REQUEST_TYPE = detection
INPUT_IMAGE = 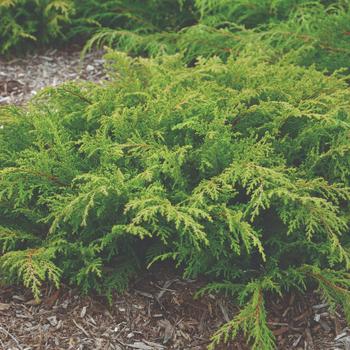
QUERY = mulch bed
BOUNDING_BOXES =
[0,267,240,350]
[1,48,350,350]
[0,47,106,105]
[0,266,349,350]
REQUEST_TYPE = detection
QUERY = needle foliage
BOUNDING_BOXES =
[0,0,74,53]
[1,50,350,348]
[0,0,194,54]
[2,0,350,75]
[85,0,350,73]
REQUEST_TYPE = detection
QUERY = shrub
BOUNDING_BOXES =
[86,0,350,73]
[0,0,193,54]
[0,0,73,54]
[195,0,313,27]
[2,0,349,76]
[72,0,195,32]
[1,51,350,349]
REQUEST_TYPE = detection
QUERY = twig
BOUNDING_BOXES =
[218,299,230,323]
[305,327,315,350]
[72,319,90,337]
[0,336,5,349]
[0,326,23,350]
[59,87,92,105]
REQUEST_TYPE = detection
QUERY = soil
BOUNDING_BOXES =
[0,47,106,105]
[0,266,349,349]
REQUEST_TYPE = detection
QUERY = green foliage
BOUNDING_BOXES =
[0,246,61,300]
[1,1,350,348]
[200,265,350,349]
[208,277,278,350]
[0,0,73,54]
[0,0,194,54]
[2,0,349,75]
[195,0,309,26]
[72,0,194,33]
[86,0,350,73]
[1,51,350,348]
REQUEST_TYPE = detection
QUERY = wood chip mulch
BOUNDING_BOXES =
[1,266,350,350]
[0,268,237,350]
[0,47,106,105]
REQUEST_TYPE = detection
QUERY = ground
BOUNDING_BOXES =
[0,265,349,350]
[0,47,105,105]
[0,48,350,350]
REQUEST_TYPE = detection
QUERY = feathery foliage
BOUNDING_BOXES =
[0,0,73,54]
[0,0,194,54]
[1,0,350,349]
[2,0,349,75]
[85,0,350,73]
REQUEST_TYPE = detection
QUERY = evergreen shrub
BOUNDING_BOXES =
[0,0,193,54]
[2,0,350,75]
[86,0,350,73]
[0,0,73,54]
[1,51,350,348]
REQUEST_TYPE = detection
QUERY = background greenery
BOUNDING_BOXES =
[1,1,350,349]
[1,0,350,74]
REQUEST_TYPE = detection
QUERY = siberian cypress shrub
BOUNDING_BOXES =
[0,0,194,54]
[87,0,350,73]
[0,0,74,54]
[1,51,350,348]
[3,0,349,74]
